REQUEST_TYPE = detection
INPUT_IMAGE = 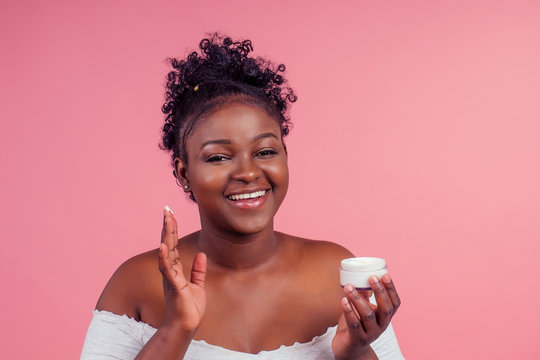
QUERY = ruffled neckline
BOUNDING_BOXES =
[93,309,337,355]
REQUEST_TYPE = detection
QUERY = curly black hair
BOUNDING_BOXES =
[160,33,297,175]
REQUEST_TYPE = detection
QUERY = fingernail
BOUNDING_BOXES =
[344,284,354,293]
[382,274,392,284]
[342,297,352,310]
[164,205,174,214]
[371,276,380,284]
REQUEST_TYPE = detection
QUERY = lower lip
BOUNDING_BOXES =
[226,191,269,209]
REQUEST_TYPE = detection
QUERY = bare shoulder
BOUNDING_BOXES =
[279,232,354,285]
[278,233,353,323]
[302,237,354,258]
[280,232,354,265]
[95,248,161,320]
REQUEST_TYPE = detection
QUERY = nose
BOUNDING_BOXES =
[230,154,261,183]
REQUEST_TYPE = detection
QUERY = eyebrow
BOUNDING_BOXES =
[252,132,279,141]
[200,132,279,150]
[200,139,231,149]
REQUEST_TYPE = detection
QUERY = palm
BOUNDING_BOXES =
[160,208,207,333]
[332,314,353,358]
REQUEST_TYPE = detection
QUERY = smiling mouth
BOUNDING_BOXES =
[227,190,267,201]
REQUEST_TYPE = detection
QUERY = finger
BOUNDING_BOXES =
[161,213,176,267]
[159,243,188,291]
[370,276,394,327]
[341,296,366,337]
[158,243,177,280]
[382,274,401,312]
[190,252,207,288]
[158,243,174,281]
[344,284,378,334]
[162,206,179,252]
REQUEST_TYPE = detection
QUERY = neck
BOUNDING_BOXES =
[196,224,279,271]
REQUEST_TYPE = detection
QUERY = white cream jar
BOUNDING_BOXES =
[340,257,387,290]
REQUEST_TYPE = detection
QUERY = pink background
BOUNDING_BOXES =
[1,0,539,358]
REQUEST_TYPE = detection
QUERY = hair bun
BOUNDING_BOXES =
[160,32,297,173]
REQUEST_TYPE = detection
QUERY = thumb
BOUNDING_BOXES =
[190,252,207,288]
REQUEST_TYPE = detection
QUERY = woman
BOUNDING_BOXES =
[81,34,404,360]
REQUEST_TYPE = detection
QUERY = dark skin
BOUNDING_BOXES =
[96,100,401,359]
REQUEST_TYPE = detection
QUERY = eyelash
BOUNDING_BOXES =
[205,149,277,163]
[255,149,278,157]
[206,155,230,163]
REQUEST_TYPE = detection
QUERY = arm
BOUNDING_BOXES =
[133,321,195,360]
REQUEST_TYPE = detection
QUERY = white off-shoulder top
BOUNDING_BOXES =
[81,310,404,359]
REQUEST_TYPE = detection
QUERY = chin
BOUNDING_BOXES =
[229,222,272,236]
[223,216,275,236]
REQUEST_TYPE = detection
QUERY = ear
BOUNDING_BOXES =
[174,157,190,192]
[282,142,288,157]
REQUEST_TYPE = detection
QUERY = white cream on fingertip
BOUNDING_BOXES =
[164,205,174,214]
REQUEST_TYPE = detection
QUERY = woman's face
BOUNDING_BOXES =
[177,101,289,235]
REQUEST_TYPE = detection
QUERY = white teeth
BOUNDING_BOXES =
[228,190,266,201]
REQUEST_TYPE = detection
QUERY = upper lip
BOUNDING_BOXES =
[225,188,270,197]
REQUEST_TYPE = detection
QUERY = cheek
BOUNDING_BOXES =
[267,159,289,190]
[190,167,227,193]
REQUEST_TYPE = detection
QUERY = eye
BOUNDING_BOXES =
[206,154,230,163]
[255,149,278,157]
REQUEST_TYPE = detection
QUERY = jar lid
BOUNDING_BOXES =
[340,257,386,271]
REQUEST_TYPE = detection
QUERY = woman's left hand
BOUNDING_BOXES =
[332,274,401,360]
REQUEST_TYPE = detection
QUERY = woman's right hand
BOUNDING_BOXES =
[159,207,207,335]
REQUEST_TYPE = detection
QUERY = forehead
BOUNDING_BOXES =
[187,102,281,145]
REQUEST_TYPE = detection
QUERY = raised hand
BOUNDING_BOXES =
[332,275,401,360]
[159,206,207,334]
